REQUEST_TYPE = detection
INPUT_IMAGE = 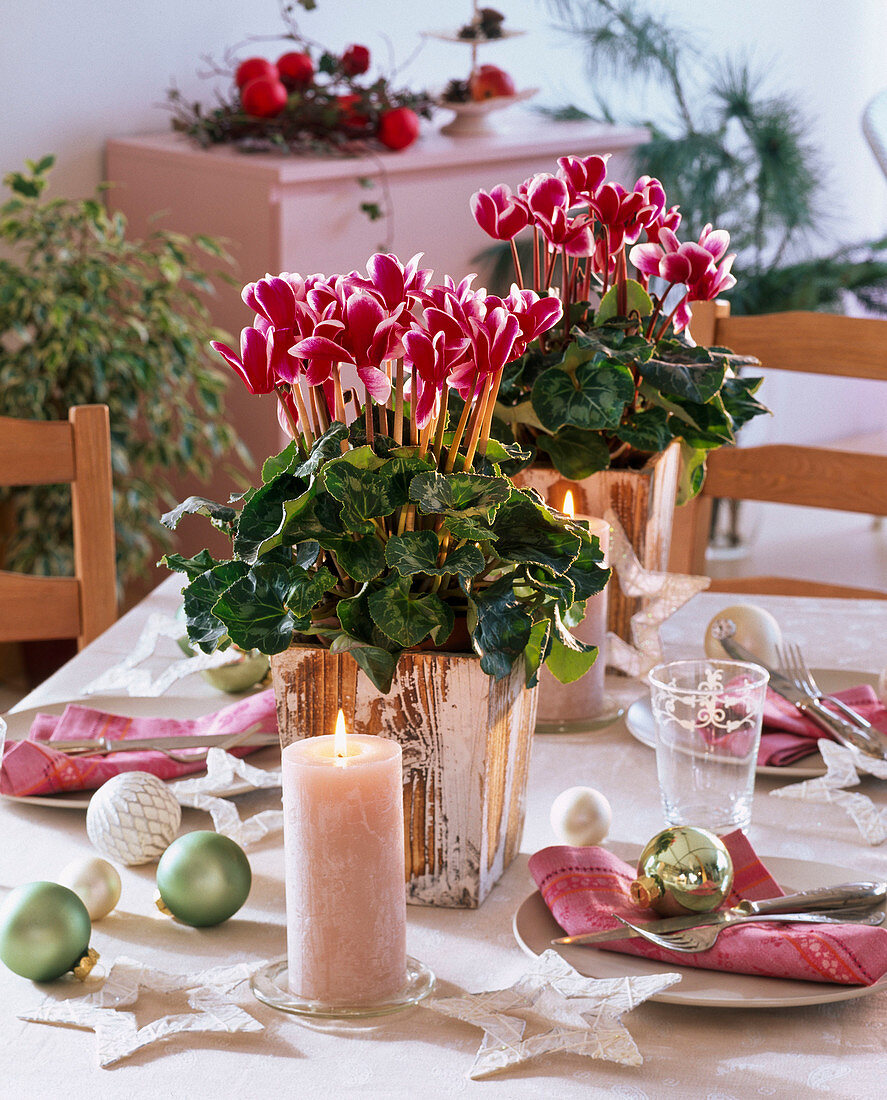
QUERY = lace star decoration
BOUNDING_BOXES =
[19,956,265,1067]
[771,738,887,845]
[604,509,710,676]
[424,949,680,1080]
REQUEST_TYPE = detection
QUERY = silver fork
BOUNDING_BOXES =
[615,908,885,953]
[777,642,874,730]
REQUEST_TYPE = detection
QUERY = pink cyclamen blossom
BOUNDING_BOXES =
[470,185,530,241]
[521,173,593,254]
[500,286,564,357]
[351,252,434,310]
[557,153,610,202]
[211,327,275,395]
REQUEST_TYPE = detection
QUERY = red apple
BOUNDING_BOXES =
[341,44,370,76]
[277,51,314,89]
[241,76,288,118]
[468,64,516,101]
[378,107,420,151]
[336,93,369,128]
[235,56,278,89]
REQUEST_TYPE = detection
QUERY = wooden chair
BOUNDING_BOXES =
[0,405,118,648]
[668,300,887,599]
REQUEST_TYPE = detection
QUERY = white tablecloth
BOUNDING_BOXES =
[2,580,886,1098]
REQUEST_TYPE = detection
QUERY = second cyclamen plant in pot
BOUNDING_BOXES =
[162,253,609,905]
[470,154,769,640]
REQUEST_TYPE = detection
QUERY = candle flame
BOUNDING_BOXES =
[563,490,575,518]
[334,709,348,761]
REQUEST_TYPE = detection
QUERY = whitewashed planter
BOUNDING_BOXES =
[270,645,537,908]
[516,441,680,642]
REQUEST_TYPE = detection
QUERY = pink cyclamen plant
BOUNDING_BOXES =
[211,252,563,473]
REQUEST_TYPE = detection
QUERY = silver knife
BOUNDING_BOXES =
[31,728,279,756]
[717,633,887,761]
[551,880,887,945]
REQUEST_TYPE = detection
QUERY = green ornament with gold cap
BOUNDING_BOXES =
[0,882,99,982]
[156,831,251,927]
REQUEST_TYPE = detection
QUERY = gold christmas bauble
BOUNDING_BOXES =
[631,826,734,915]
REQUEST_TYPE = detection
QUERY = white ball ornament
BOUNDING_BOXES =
[57,856,122,921]
[86,771,181,866]
[704,603,783,667]
[550,786,612,847]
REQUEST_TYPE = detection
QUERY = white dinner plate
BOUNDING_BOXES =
[513,844,887,1009]
[1,694,280,809]
[625,668,879,780]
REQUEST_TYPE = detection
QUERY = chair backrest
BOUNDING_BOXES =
[668,301,887,599]
[0,405,118,647]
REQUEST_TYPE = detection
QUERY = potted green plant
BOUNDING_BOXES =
[0,156,244,608]
[162,252,608,906]
[469,153,769,637]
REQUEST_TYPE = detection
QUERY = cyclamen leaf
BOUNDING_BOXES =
[161,495,236,531]
[234,475,310,563]
[329,635,400,694]
[322,452,398,520]
[367,579,455,648]
[469,577,533,680]
[532,357,634,433]
[262,440,300,483]
[595,278,654,324]
[211,563,308,654]
[523,619,552,689]
[442,515,499,543]
[564,536,609,601]
[160,548,219,579]
[491,491,582,575]
[286,566,336,617]
[409,471,512,518]
[614,406,672,453]
[545,634,599,684]
[535,427,611,480]
[385,531,486,581]
[292,422,349,479]
[639,357,726,404]
[182,561,249,651]
[333,535,386,582]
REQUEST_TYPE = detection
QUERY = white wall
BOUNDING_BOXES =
[3,1,885,244]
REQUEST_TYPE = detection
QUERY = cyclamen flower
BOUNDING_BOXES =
[498,286,564,357]
[521,173,593,254]
[211,327,275,395]
[470,185,530,242]
[557,153,610,203]
[629,225,733,290]
[350,252,433,310]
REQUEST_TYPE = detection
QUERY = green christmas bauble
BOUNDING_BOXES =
[0,882,93,981]
[156,832,251,927]
[631,826,734,916]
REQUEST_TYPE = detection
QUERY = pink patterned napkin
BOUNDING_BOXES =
[760,684,887,766]
[529,831,887,985]
[0,689,278,797]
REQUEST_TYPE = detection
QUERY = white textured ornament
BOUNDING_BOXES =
[86,772,181,866]
[57,856,122,921]
[550,787,611,847]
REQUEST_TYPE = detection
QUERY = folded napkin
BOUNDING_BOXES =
[529,831,887,985]
[0,689,278,798]
[759,684,887,767]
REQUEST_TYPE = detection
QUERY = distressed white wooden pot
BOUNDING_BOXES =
[515,440,680,642]
[270,645,538,908]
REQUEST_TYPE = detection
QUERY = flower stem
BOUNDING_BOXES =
[445,383,476,473]
[510,238,524,289]
[393,357,404,444]
[290,385,315,450]
[276,387,306,458]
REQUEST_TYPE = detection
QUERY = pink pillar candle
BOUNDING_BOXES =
[536,516,611,727]
[282,734,407,1006]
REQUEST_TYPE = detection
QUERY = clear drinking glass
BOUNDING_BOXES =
[648,659,769,835]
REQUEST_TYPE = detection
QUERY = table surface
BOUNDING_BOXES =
[2,580,886,1098]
